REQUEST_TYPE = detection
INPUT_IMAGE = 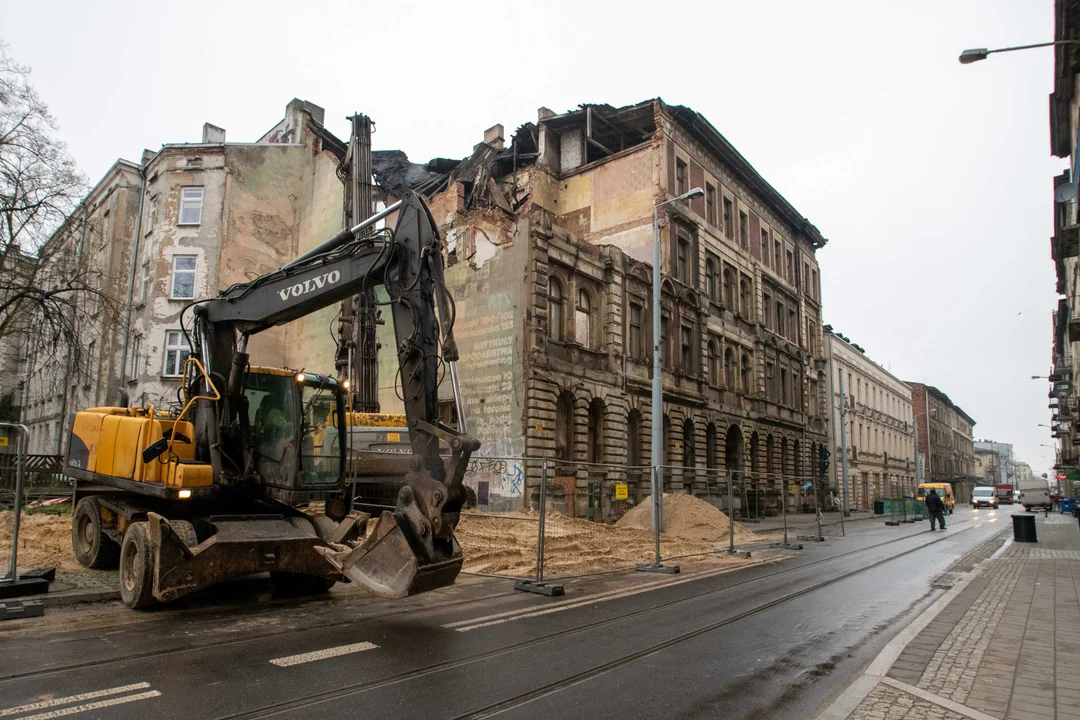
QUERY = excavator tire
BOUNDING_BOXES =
[72,497,120,569]
[119,522,158,609]
[270,572,336,595]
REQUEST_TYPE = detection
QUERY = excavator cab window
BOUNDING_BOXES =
[299,378,345,488]
[245,372,301,484]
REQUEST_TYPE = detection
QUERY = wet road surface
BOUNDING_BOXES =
[0,505,1019,720]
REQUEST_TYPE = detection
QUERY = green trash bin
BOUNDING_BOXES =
[1012,514,1037,543]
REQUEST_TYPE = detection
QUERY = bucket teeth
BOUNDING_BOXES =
[318,511,461,599]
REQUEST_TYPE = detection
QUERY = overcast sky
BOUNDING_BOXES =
[0,0,1064,474]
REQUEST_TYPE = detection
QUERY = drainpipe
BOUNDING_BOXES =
[55,206,89,455]
[117,166,148,397]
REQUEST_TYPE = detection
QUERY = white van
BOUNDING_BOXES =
[1018,478,1053,512]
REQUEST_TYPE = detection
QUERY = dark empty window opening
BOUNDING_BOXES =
[723,197,734,238]
[676,158,688,196]
[629,302,644,360]
[739,211,749,249]
[681,325,694,372]
[761,229,770,265]
[706,184,716,226]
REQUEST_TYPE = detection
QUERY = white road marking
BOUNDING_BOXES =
[16,692,160,720]
[0,684,151,717]
[269,641,378,667]
[450,562,770,633]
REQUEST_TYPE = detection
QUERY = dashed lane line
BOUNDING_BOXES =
[0,683,153,718]
[269,642,379,667]
[15,691,160,720]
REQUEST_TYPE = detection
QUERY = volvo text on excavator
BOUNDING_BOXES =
[64,191,480,608]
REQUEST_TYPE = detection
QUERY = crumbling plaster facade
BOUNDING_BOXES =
[22,100,347,454]
[375,99,831,514]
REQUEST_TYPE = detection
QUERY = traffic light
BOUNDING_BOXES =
[819,446,831,478]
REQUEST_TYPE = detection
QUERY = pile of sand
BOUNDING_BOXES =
[0,511,81,570]
[616,493,757,544]
[454,500,755,577]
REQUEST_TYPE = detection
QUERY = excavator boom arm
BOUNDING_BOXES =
[189,191,478,598]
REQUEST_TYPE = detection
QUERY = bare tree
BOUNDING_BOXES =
[0,43,110,394]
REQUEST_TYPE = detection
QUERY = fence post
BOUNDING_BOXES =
[727,472,736,554]
[771,477,803,550]
[514,456,563,596]
[1,423,41,602]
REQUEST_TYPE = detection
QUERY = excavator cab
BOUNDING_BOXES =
[244,368,347,500]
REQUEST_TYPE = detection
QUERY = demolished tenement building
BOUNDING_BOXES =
[371,99,830,516]
[19,99,347,454]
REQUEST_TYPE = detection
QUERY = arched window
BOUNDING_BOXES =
[627,410,642,467]
[723,267,735,309]
[575,288,593,348]
[555,391,574,461]
[741,353,752,395]
[708,340,720,385]
[706,423,717,470]
[549,277,564,342]
[739,278,750,316]
[587,398,605,463]
[705,258,717,302]
[683,418,696,470]
[725,347,736,389]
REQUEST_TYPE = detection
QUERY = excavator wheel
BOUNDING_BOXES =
[119,522,158,609]
[270,572,336,596]
[72,497,120,569]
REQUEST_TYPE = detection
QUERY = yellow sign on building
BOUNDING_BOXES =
[0,437,8,447]
[615,483,628,500]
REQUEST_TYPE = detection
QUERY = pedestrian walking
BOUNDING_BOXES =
[925,488,946,531]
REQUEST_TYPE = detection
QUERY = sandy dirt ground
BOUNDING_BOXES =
[0,510,81,570]
[1,493,761,579]
[456,493,759,577]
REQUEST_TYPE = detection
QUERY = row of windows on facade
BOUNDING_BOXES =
[547,276,813,407]
[553,394,818,477]
[845,419,914,462]
[674,158,820,301]
[840,368,911,423]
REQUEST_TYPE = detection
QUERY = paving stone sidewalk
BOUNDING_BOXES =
[838,512,1080,720]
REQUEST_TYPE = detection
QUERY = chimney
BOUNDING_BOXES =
[483,124,505,149]
[140,149,157,165]
[537,107,556,121]
[202,123,226,144]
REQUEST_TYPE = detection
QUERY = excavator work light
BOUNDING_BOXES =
[178,489,192,499]
[295,372,305,383]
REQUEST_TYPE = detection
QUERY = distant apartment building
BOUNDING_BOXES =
[1049,0,1079,478]
[370,99,830,515]
[908,382,977,501]
[20,99,347,454]
[824,329,916,511]
[974,440,1016,488]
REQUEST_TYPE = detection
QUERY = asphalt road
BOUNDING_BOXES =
[0,505,1022,720]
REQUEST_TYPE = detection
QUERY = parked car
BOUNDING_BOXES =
[972,486,998,509]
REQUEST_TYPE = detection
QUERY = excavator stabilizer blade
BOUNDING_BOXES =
[317,511,462,599]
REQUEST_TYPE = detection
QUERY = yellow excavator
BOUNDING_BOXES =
[65,192,480,608]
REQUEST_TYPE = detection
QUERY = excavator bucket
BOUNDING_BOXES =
[317,511,463,599]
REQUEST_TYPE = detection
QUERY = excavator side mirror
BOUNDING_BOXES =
[142,437,170,464]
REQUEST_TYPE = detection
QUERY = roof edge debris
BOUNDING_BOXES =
[372,97,827,248]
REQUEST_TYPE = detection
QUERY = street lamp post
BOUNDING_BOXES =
[959,40,1080,64]
[638,186,703,575]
